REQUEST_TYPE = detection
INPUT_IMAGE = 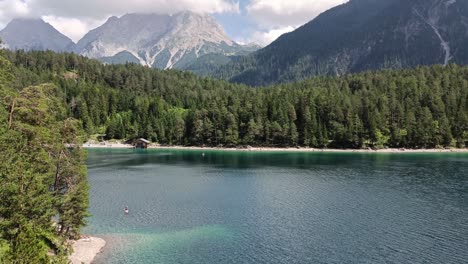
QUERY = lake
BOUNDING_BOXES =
[85,149,468,264]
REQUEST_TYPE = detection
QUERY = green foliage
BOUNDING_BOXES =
[0,53,89,263]
[374,129,390,149]
[2,50,468,149]
[0,239,8,261]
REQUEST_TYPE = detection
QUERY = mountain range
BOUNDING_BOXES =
[216,0,468,86]
[0,12,259,71]
[1,0,468,86]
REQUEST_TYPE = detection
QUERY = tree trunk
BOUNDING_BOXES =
[8,98,16,129]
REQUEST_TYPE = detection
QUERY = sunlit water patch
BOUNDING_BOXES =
[95,225,234,264]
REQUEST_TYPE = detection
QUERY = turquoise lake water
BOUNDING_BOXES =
[85,149,468,264]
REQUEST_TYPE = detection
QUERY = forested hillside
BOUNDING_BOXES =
[2,50,467,149]
[0,51,89,262]
[215,0,468,86]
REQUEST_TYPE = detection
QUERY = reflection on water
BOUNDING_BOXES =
[87,149,468,264]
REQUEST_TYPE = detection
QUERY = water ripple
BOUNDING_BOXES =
[85,150,468,264]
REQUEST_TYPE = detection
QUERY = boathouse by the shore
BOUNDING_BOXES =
[134,138,150,149]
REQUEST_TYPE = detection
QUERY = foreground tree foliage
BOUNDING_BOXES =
[0,53,89,263]
[3,50,468,149]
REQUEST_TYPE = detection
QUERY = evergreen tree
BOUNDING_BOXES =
[1,50,467,149]
[0,52,89,263]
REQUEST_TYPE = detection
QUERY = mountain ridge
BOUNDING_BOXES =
[73,12,257,69]
[0,12,259,70]
[0,18,74,52]
[216,0,468,86]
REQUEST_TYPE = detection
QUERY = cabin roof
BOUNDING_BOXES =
[137,138,151,144]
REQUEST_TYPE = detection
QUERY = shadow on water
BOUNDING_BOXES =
[87,148,468,170]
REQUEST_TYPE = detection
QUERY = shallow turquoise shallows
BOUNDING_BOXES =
[85,149,468,264]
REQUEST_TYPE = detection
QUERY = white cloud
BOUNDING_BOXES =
[42,16,106,42]
[28,0,239,19]
[247,0,348,28]
[0,0,32,25]
[244,26,295,47]
[242,0,348,46]
[0,0,240,42]
[0,0,348,47]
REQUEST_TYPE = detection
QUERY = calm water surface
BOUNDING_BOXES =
[85,149,468,264]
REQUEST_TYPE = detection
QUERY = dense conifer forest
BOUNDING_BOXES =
[2,50,468,149]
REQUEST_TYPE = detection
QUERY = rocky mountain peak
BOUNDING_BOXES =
[74,11,244,69]
[0,18,74,52]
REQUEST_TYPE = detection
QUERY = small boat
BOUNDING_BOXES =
[124,206,129,215]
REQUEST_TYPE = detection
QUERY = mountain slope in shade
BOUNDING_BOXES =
[0,18,74,52]
[180,44,261,76]
[74,12,257,69]
[217,0,468,86]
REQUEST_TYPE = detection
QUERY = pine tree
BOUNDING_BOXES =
[0,53,90,262]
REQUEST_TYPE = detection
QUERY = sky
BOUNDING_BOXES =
[0,0,348,46]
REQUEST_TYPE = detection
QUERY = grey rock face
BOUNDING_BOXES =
[0,18,74,52]
[75,12,255,69]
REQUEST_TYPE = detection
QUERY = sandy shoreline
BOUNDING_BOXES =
[83,143,468,153]
[69,236,106,264]
[83,143,134,149]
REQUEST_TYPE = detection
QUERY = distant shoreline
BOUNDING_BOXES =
[82,143,468,153]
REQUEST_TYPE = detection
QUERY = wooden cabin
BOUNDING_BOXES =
[96,134,106,142]
[135,138,150,149]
